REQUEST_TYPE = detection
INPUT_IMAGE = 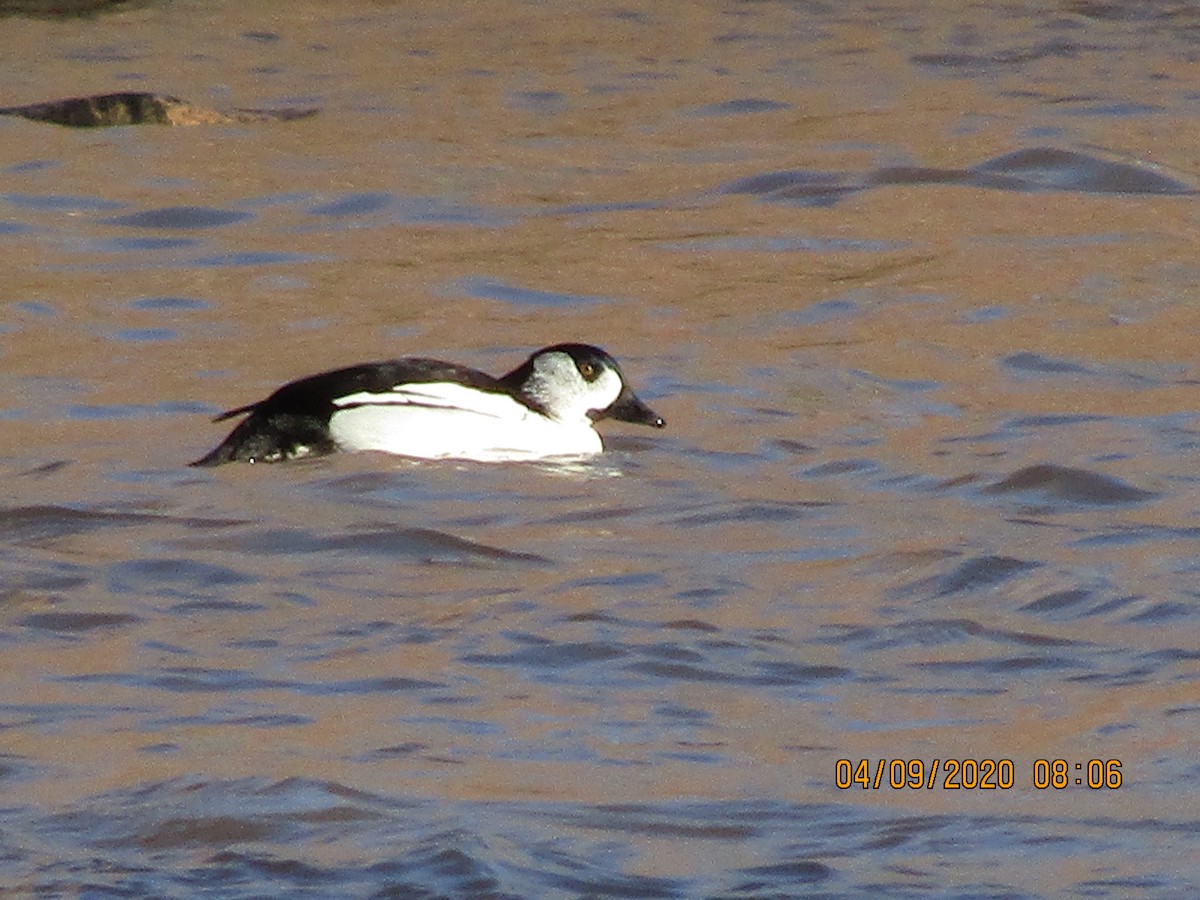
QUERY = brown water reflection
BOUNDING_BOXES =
[3,0,1200,895]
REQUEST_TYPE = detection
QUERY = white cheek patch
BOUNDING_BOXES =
[555,367,622,422]
[591,368,623,412]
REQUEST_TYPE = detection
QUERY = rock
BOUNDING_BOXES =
[0,92,318,127]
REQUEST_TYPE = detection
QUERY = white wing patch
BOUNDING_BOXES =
[332,382,526,420]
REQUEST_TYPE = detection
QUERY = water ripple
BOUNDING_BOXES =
[104,206,252,229]
[720,146,1197,207]
[984,464,1158,505]
[2,775,1197,895]
[179,525,550,566]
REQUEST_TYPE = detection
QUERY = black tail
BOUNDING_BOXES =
[190,407,336,467]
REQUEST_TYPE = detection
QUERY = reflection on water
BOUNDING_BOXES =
[454,276,614,308]
[3,0,1200,895]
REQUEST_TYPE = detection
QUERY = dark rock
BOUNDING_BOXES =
[0,92,318,127]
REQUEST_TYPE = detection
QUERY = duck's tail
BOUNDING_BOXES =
[189,406,335,467]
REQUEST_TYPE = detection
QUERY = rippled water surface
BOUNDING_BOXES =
[4,1,1200,896]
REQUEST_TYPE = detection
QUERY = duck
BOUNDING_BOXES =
[190,343,665,466]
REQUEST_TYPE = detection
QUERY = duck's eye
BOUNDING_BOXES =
[578,361,597,380]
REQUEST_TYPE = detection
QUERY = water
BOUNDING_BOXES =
[3,0,1200,896]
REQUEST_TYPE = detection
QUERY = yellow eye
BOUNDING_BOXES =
[579,362,597,379]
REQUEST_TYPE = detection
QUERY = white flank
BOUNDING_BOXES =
[328,382,603,461]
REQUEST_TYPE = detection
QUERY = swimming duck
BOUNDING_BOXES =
[190,343,665,466]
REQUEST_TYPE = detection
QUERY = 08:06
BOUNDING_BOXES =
[1034,759,1123,789]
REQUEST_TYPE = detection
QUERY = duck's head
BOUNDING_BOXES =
[506,343,666,429]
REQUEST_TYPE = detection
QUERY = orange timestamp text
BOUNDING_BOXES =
[835,758,1123,790]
